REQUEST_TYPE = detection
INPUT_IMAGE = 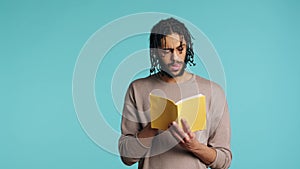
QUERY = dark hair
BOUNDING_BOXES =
[149,17,195,74]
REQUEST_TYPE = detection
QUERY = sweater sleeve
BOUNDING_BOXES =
[208,104,232,169]
[207,84,232,169]
[118,83,150,165]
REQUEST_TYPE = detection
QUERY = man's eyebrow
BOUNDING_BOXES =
[162,44,186,50]
[162,47,174,50]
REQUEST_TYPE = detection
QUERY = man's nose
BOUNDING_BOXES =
[171,50,180,61]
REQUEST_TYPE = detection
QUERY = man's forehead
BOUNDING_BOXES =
[161,34,186,46]
[163,34,185,41]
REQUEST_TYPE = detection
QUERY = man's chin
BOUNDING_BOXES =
[161,69,185,78]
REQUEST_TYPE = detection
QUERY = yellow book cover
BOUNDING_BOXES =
[150,94,206,132]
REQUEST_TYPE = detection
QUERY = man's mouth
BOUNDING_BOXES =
[169,63,182,71]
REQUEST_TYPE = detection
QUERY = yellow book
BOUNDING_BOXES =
[150,94,206,132]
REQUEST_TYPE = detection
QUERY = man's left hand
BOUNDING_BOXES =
[169,118,198,150]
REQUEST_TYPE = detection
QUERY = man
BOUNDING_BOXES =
[119,17,232,169]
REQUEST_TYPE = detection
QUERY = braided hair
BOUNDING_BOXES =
[149,17,195,75]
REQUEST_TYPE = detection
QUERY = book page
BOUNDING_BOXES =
[175,94,204,105]
[150,94,178,130]
[177,95,206,132]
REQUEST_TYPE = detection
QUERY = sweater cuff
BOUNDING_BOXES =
[119,134,151,159]
[135,133,152,149]
[208,149,226,169]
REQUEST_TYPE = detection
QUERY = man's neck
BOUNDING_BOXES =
[159,71,193,83]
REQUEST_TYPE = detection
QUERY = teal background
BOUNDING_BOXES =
[1,0,299,168]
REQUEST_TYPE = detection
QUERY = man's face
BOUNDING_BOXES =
[158,33,187,77]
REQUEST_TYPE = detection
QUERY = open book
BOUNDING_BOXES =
[150,94,206,132]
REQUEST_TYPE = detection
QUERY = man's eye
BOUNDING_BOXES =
[178,46,183,51]
[177,45,186,52]
[162,50,171,54]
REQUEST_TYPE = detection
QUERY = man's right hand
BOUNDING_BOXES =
[136,123,158,147]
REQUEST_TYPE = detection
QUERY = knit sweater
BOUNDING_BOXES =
[119,74,232,169]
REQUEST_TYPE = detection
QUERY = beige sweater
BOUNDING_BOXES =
[119,74,232,169]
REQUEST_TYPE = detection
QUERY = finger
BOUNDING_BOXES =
[181,119,194,139]
[169,127,185,143]
[170,121,189,142]
[181,119,190,133]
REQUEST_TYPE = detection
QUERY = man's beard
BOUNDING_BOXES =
[159,61,186,78]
